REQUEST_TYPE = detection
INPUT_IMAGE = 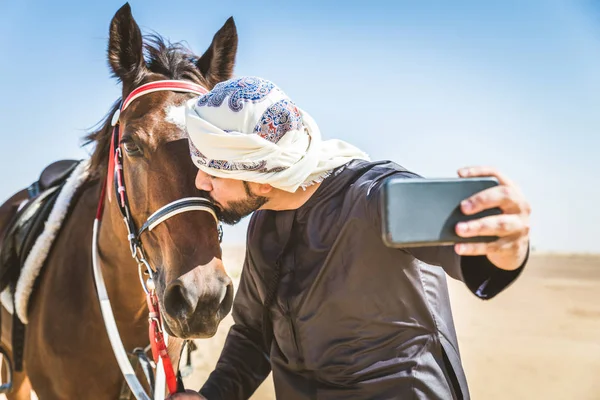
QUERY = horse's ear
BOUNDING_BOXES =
[108,3,147,87]
[196,17,238,86]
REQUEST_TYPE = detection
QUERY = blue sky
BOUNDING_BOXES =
[0,1,598,253]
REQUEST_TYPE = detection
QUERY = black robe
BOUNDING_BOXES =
[200,160,525,400]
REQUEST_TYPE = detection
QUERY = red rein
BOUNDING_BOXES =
[147,291,179,394]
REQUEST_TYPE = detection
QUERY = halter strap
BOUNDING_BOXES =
[111,80,208,127]
[138,197,218,236]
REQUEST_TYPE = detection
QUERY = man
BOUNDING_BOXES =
[170,77,530,399]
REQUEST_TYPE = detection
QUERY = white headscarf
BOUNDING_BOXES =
[184,76,369,193]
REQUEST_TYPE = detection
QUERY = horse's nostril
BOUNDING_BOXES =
[219,282,234,317]
[164,281,194,318]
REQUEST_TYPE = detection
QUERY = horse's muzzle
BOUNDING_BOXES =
[161,259,233,338]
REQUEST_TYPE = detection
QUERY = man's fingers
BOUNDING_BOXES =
[457,166,515,187]
[453,166,531,270]
[460,185,526,215]
[454,241,490,256]
[456,214,529,238]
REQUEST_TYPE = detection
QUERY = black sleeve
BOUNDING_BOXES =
[199,247,272,399]
[408,244,527,299]
[365,169,527,300]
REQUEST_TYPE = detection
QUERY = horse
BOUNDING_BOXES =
[0,3,238,398]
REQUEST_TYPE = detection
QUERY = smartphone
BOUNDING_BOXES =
[380,176,502,248]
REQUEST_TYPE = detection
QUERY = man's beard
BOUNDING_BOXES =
[213,182,268,225]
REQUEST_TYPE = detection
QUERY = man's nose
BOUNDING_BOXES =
[195,169,213,191]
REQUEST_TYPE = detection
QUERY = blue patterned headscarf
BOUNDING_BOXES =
[184,77,369,192]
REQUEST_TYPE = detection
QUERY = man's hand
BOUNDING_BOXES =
[165,390,206,399]
[454,166,531,271]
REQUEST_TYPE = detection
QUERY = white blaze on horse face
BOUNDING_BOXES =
[164,104,187,130]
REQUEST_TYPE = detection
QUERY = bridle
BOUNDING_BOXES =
[93,80,220,399]
[100,80,222,272]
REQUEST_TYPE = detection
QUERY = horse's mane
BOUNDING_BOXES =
[83,35,205,175]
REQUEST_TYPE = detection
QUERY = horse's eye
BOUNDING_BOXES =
[121,139,141,155]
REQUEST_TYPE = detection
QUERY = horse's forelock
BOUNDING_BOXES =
[144,35,206,85]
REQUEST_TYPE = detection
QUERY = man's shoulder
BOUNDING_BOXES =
[244,160,418,242]
[343,159,420,198]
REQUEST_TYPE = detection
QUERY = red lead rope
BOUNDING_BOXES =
[146,291,179,395]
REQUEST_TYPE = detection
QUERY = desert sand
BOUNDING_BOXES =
[183,247,600,400]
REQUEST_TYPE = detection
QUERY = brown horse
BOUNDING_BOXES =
[0,3,238,399]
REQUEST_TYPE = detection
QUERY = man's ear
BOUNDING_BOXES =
[256,183,273,195]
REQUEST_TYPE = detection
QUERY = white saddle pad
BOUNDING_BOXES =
[1,159,91,323]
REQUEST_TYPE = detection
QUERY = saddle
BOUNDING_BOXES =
[0,160,80,292]
[0,159,79,372]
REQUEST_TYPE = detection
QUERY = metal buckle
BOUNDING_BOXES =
[122,215,139,258]
[149,317,163,333]
[133,245,145,263]
[137,259,154,295]
[129,239,138,259]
